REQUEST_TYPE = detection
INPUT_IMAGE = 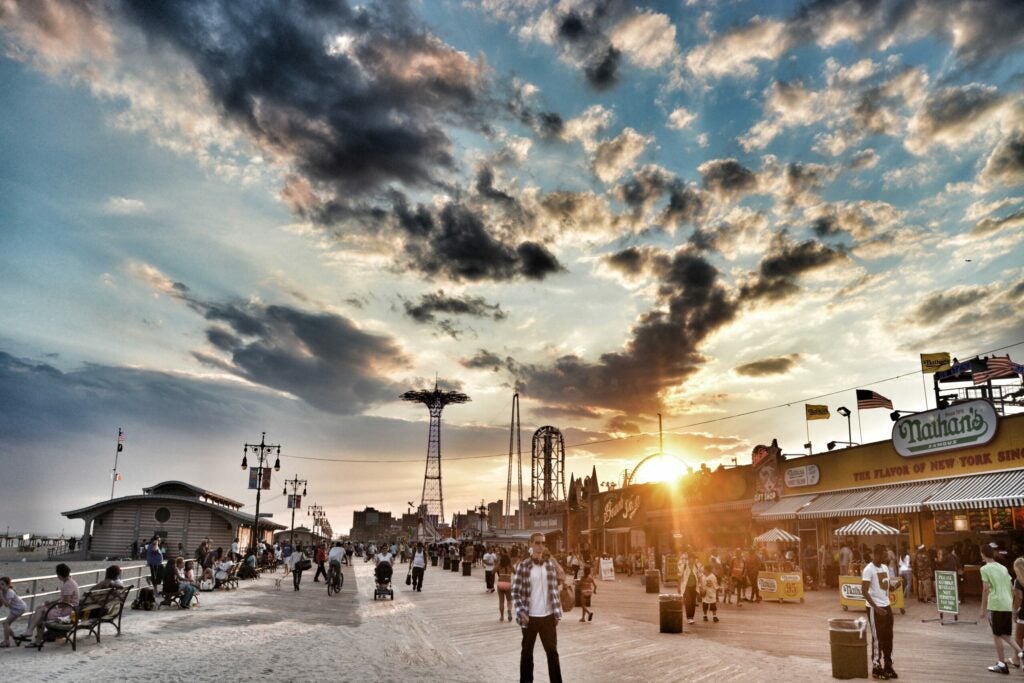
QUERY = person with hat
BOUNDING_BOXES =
[914,544,933,603]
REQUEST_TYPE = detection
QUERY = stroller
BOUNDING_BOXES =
[373,561,394,600]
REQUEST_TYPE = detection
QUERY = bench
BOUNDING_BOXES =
[28,585,132,651]
[215,564,240,590]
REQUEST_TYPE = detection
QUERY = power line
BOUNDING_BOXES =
[280,338,1024,465]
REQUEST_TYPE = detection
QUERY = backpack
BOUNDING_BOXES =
[134,586,156,610]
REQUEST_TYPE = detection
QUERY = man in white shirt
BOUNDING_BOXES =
[512,532,564,683]
[483,547,498,592]
[409,542,428,592]
[230,538,240,562]
[328,542,345,577]
[862,544,896,680]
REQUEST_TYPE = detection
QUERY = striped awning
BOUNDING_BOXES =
[753,494,818,521]
[833,518,900,536]
[754,528,800,543]
[925,470,1024,511]
[796,489,877,519]
[826,481,946,517]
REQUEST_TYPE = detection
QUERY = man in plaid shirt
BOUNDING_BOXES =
[512,531,565,683]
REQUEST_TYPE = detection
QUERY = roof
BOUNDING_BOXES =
[924,469,1024,511]
[62,494,286,530]
[143,481,244,509]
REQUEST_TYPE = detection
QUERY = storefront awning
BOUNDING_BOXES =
[828,481,946,517]
[752,494,818,521]
[796,489,877,519]
[925,469,1024,510]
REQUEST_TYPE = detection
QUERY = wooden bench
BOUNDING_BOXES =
[28,585,132,651]
[215,563,240,590]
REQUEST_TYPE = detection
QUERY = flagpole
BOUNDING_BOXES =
[110,427,123,500]
[856,406,863,444]
[920,372,929,411]
[805,414,811,454]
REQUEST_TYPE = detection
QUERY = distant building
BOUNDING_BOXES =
[62,481,285,560]
[349,506,393,541]
[487,500,504,529]
[273,525,324,548]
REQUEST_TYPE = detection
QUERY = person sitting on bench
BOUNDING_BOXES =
[23,564,78,647]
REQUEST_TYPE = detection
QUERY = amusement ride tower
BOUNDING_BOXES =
[401,382,470,524]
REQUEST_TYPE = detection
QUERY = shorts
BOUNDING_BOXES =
[4,608,24,624]
[989,610,1012,637]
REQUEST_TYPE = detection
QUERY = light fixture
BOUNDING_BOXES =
[827,441,837,451]
[283,487,287,496]
[837,406,851,417]
[241,450,248,470]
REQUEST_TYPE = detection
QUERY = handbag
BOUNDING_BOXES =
[559,583,575,611]
[296,558,312,572]
[406,572,412,585]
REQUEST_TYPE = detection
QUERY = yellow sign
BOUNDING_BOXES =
[805,404,830,420]
[920,352,951,374]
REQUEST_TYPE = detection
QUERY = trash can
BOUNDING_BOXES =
[451,559,460,572]
[659,594,683,634]
[443,557,451,570]
[646,570,660,594]
[829,618,868,679]
[431,555,438,567]
[462,561,472,576]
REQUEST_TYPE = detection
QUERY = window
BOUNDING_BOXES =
[155,507,171,523]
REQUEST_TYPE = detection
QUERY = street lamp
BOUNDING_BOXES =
[837,406,852,445]
[308,503,324,542]
[827,440,860,450]
[242,432,281,554]
[283,475,308,547]
[890,409,917,422]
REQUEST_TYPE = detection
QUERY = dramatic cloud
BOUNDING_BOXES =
[905,84,1017,154]
[734,354,802,377]
[403,290,506,324]
[739,234,847,303]
[981,132,1024,187]
[970,208,1024,237]
[613,166,708,232]
[592,128,652,184]
[699,158,758,201]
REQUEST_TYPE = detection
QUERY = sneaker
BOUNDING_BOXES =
[884,668,898,679]
[703,615,709,622]
[871,668,890,680]
[687,619,694,624]
[713,616,719,623]
[987,663,1009,675]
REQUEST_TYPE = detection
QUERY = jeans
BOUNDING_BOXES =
[520,614,561,683]
[899,570,913,599]
[412,566,425,591]
[293,568,303,590]
[485,570,495,590]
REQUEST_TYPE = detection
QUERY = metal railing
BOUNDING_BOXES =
[3,563,149,612]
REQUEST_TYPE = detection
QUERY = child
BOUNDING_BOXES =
[578,567,597,622]
[0,577,27,647]
[978,543,1020,674]
[702,564,719,623]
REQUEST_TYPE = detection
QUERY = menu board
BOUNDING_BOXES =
[968,509,990,531]
[934,511,953,533]
[991,508,1015,531]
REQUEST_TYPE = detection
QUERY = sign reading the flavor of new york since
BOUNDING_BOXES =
[892,400,998,458]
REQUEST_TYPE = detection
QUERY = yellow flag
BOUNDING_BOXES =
[920,352,950,374]
[805,404,830,420]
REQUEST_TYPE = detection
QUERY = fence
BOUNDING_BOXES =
[4,563,149,612]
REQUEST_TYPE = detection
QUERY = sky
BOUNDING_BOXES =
[1,0,1022,537]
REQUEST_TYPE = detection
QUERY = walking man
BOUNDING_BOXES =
[483,546,497,593]
[979,543,1021,674]
[915,544,933,602]
[409,542,427,592]
[863,544,897,680]
[512,532,564,683]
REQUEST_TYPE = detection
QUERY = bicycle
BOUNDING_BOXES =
[327,562,344,595]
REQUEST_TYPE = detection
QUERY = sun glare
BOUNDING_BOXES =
[633,453,689,484]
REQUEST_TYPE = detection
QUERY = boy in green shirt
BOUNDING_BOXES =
[979,543,1022,674]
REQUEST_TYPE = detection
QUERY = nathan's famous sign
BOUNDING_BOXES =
[892,399,998,457]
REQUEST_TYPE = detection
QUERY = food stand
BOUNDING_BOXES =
[754,528,805,603]
[834,518,906,614]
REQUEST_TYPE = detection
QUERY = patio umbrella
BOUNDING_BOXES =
[754,528,800,543]
[833,518,900,536]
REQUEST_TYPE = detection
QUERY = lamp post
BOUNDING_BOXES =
[477,500,488,536]
[837,406,852,445]
[283,475,307,547]
[242,432,281,554]
[308,503,323,543]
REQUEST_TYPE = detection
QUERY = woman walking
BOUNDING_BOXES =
[291,544,308,591]
[578,567,596,622]
[496,551,514,622]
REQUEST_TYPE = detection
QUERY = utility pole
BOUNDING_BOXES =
[283,475,307,547]
[242,432,281,554]
[110,428,125,500]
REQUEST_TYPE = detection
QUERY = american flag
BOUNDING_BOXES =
[973,356,1018,384]
[856,389,893,410]
[117,429,125,452]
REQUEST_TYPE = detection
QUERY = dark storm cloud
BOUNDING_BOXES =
[172,291,409,414]
[554,3,625,90]
[475,166,516,204]
[403,290,506,324]
[518,249,738,415]
[118,0,488,196]
[614,167,708,231]
[739,235,846,302]
[400,202,565,282]
[699,158,758,200]
[912,286,990,322]
[734,354,802,377]
[602,246,670,279]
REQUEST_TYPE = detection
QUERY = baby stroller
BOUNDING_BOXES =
[373,561,394,600]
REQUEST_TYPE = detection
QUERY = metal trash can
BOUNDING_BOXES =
[659,594,683,634]
[829,618,867,679]
[451,559,460,572]
[431,555,438,567]
[443,557,451,570]
[646,570,660,594]
[462,561,472,576]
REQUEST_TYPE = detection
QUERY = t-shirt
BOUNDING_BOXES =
[328,547,345,564]
[528,561,551,617]
[2,587,26,614]
[981,561,1013,612]
[376,552,393,566]
[701,573,718,604]
[482,552,497,571]
[861,562,891,607]
[898,554,911,573]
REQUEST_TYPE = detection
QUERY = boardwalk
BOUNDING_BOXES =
[2,558,1010,682]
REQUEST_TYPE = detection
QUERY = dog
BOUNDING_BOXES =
[274,576,284,590]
